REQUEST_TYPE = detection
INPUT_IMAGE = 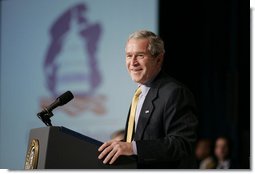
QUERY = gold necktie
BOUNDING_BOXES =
[126,87,142,143]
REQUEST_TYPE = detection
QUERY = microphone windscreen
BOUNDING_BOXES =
[57,91,74,105]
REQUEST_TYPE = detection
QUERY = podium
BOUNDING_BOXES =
[24,126,137,169]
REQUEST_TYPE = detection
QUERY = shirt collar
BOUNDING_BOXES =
[138,84,150,95]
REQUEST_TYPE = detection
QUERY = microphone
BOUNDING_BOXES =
[37,91,74,126]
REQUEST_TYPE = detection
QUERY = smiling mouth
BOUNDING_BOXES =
[131,69,143,73]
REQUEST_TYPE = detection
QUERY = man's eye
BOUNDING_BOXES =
[137,54,144,58]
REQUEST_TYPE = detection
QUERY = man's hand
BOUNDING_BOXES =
[98,140,133,164]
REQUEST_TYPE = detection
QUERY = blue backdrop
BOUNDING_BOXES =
[0,0,158,169]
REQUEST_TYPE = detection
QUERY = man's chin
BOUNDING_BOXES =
[131,77,144,84]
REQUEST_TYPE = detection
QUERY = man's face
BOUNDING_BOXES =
[214,138,229,160]
[125,38,162,84]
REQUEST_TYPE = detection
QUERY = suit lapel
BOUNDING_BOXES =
[134,87,158,140]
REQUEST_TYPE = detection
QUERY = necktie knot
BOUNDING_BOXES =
[134,87,142,97]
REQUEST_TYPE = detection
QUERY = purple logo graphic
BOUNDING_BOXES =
[40,3,106,116]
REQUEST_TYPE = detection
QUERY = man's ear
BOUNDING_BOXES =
[156,54,164,65]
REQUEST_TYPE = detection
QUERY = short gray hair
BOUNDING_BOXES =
[127,30,165,58]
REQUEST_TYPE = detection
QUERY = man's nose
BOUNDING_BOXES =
[130,56,138,66]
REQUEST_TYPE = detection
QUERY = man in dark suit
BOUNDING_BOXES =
[98,30,198,168]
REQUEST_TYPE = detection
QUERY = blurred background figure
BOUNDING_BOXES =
[195,139,216,169]
[214,136,235,169]
[110,129,125,141]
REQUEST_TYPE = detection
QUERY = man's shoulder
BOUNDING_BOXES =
[152,71,196,104]
[154,71,197,111]
[153,71,188,92]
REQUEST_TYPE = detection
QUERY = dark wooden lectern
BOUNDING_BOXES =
[24,126,136,169]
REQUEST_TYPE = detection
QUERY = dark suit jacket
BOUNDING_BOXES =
[124,71,198,169]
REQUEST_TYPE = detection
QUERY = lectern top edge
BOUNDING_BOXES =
[58,126,103,146]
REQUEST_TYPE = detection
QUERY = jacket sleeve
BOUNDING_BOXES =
[135,86,198,164]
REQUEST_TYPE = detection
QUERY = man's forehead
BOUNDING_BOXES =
[126,39,149,52]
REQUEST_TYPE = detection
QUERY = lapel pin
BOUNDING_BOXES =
[145,110,150,114]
